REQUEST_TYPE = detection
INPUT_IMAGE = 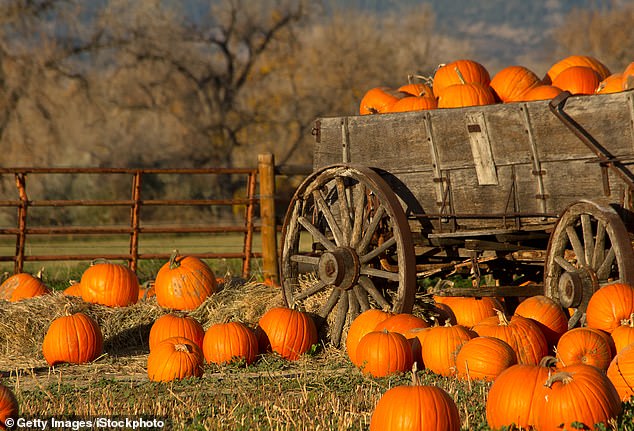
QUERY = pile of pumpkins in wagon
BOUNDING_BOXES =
[1,54,634,429]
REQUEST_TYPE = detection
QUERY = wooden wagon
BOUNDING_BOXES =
[279,90,634,346]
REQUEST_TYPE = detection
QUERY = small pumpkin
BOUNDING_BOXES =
[138,281,156,301]
[455,336,517,381]
[80,260,139,307]
[359,87,406,115]
[0,383,18,430]
[545,55,611,83]
[369,369,461,431]
[42,309,103,366]
[397,80,434,98]
[346,309,392,366]
[62,280,82,297]
[596,73,624,94]
[611,313,634,353]
[586,282,634,333]
[255,307,317,361]
[432,59,491,95]
[0,270,50,302]
[518,84,563,101]
[606,342,634,401]
[555,327,613,371]
[534,363,622,431]
[154,250,217,311]
[355,330,413,378]
[149,313,205,351]
[147,336,204,382]
[420,322,475,376]
[202,321,258,366]
[490,65,542,102]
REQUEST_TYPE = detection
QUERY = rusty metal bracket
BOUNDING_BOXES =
[549,91,634,192]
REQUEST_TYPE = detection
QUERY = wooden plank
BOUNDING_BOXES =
[432,285,545,297]
[466,112,498,185]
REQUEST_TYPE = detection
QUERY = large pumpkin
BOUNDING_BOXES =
[202,321,258,366]
[42,310,103,366]
[551,65,601,95]
[534,363,622,431]
[255,307,317,361]
[0,383,18,430]
[373,313,429,334]
[432,59,491,95]
[80,260,139,307]
[147,336,204,382]
[355,330,413,378]
[455,336,517,381]
[435,296,501,328]
[154,251,217,311]
[555,327,613,371]
[420,322,475,376]
[544,55,611,83]
[490,65,542,102]
[148,313,205,351]
[514,295,568,348]
[606,342,634,401]
[370,378,460,431]
[346,309,392,366]
[0,271,50,302]
[586,282,634,333]
[437,82,496,108]
[472,311,548,365]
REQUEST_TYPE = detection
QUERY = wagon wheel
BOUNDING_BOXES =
[544,200,634,329]
[280,165,417,347]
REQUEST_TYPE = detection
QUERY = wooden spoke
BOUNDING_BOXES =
[336,177,352,244]
[581,214,594,266]
[294,280,329,301]
[358,276,391,309]
[554,255,578,273]
[353,284,371,311]
[318,289,342,319]
[592,221,606,268]
[349,183,366,249]
[313,189,345,247]
[596,248,616,281]
[361,266,401,282]
[290,255,320,265]
[356,205,386,254]
[566,225,586,266]
[348,290,360,319]
[331,292,349,347]
[298,216,337,251]
[359,236,396,264]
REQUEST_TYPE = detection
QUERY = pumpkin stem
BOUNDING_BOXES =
[454,66,467,85]
[494,309,510,326]
[63,303,74,316]
[169,250,181,270]
[35,267,45,280]
[544,371,574,388]
[411,362,420,386]
[91,258,111,266]
[539,355,559,368]
[620,313,634,327]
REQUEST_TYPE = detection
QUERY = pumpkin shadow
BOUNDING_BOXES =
[104,322,152,356]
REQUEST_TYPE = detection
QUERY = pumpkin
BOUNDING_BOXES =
[432,59,491,95]
[0,270,49,302]
[147,336,204,382]
[42,309,103,366]
[485,358,558,429]
[437,296,502,328]
[596,73,624,94]
[388,95,437,112]
[346,309,392,366]
[420,322,475,376]
[62,280,82,297]
[359,87,406,115]
[138,281,156,301]
[545,55,611,83]
[586,282,634,333]
[202,321,258,366]
[518,84,563,101]
[455,336,517,381]
[437,82,496,108]
[611,313,634,353]
[355,330,413,378]
[370,371,461,431]
[472,310,548,365]
[148,313,205,351]
[606,342,634,401]
[397,81,434,98]
[154,250,217,311]
[551,65,601,95]
[80,260,139,307]
[555,327,613,371]
[514,295,568,348]
[255,307,318,360]
[373,313,429,334]
[0,383,18,430]
[490,65,542,102]
[534,363,622,431]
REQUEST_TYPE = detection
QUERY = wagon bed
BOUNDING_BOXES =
[280,90,634,345]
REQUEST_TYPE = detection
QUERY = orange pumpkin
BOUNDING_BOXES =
[596,73,624,94]
[359,87,406,115]
[455,336,517,381]
[433,59,491,95]
[514,295,568,348]
[80,260,139,307]
[355,330,413,378]
[545,55,611,83]
[420,322,475,376]
[147,336,204,382]
[555,327,613,371]
[0,271,50,302]
[606,342,634,401]
[490,65,542,102]
[203,321,258,366]
[436,296,502,328]
[586,282,634,333]
[388,95,437,112]
[551,65,601,95]
[518,84,563,101]
[373,313,429,334]
[138,281,156,301]
[472,311,548,365]
[0,383,18,430]
[346,309,392,366]
[437,82,496,108]
[63,280,82,297]
[611,313,634,354]
[397,81,434,98]
[154,251,217,311]
[148,313,205,351]
[42,310,103,366]
[534,363,622,431]
[255,307,318,360]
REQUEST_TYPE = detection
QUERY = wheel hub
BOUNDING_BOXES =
[317,247,360,290]
[557,266,599,308]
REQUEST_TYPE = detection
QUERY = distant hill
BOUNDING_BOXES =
[326,0,627,75]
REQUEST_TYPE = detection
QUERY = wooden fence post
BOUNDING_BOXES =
[258,153,279,284]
